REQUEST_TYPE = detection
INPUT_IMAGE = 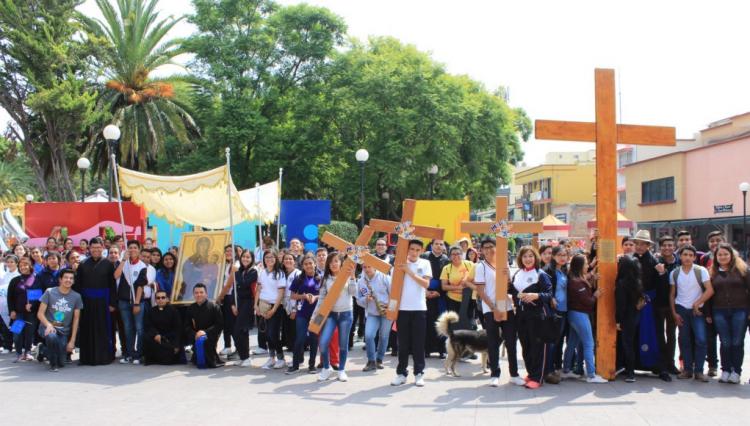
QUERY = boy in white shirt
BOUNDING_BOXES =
[391,240,432,387]
[669,245,714,382]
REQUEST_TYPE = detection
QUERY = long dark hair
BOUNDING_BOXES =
[161,252,177,273]
[238,249,255,272]
[710,243,747,278]
[323,251,345,283]
[568,254,587,280]
[617,255,643,302]
[261,249,282,279]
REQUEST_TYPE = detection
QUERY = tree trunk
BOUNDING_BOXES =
[20,136,51,200]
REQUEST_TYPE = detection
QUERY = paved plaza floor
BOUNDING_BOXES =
[2,335,750,425]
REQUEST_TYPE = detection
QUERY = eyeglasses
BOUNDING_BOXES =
[155,296,167,300]
[450,253,462,256]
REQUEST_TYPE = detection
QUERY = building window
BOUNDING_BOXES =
[618,191,626,209]
[641,177,674,204]
[618,150,633,168]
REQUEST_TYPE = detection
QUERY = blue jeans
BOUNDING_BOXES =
[712,308,747,375]
[45,331,68,368]
[319,311,352,370]
[364,314,392,362]
[563,310,596,377]
[676,305,707,374]
[293,315,318,368]
[118,300,145,360]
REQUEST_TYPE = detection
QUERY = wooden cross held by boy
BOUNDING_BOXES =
[369,199,445,321]
[535,68,675,379]
[460,196,543,321]
[308,225,391,334]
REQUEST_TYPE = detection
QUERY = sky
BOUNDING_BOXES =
[71,0,750,166]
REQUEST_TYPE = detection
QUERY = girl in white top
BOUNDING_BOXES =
[314,252,356,382]
[280,252,301,354]
[0,255,20,353]
[256,250,286,370]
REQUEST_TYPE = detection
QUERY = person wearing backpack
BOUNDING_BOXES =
[669,245,714,382]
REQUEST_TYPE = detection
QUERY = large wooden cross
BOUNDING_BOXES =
[460,196,543,321]
[535,68,675,379]
[369,199,445,321]
[309,225,391,334]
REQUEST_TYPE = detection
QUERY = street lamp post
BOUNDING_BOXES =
[427,164,438,199]
[355,149,369,229]
[77,157,91,202]
[740,182,750,259]
[103,124,121,202]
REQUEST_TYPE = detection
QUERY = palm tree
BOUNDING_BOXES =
[91,0,198,170]
[0,160,34,204]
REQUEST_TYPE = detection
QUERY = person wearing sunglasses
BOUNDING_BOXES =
[143,290,185,365]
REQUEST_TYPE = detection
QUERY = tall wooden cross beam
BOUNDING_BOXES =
[309,225,391,334]
[369,199,445,321]
[461,196,543,321]
[535,68,675,379]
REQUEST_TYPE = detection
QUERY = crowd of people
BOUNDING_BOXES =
[0,228,748,389]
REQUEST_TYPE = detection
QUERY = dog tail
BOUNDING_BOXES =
[435,311,459,338]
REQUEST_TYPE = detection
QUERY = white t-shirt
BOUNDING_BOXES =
[398,258,432,311]
[473,261,513,314]
[258,268,285,304]
[670,265,710,309]
[143,264,157,300]
[0,269,20,325]
[512,269,540,294]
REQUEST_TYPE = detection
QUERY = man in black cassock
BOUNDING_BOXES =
[421,239,449,358]
[74,237,117,365]
[185,283,224,368]
[144,290,184,365]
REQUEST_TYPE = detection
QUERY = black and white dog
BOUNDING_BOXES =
[435,311,488,377]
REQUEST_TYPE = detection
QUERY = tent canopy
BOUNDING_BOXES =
[541,214,570,230]
[119,165,278,229]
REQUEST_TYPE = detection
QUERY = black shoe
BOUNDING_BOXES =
[438,353,446,359]
[49,365,59,373]
[331,364,339,371]
[363,361,377,372]
[285,366,300,375]
[307,365,318,374]
[625,374,636,383]
[659,372,672,382]
[390,350,397,357]
[316,362,323,369]
[425,353,432,358]
[668,366,681,375]
[65,354,72,364]
[468,354,478,360]
[376,360,384,369]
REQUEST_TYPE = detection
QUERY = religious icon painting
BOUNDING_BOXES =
[171,231,231,304]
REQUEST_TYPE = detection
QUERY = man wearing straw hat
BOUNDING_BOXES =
[631,230,673,382]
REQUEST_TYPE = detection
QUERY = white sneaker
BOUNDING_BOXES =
[0,348,9,354]
[273,359,286,369]
[251,348,268,355]
[415,373,425,387]
[240,358,252,368]
[318,367,334,381]
[119,357,131,364]
[586,375,608,384]
[261,358,275,369]
[728,372,741,384]
[391,374,407,386]
[220,348,233,356]
[509,376,526,386]
[132,359,141,365]
[489,377,499,387]
[338,370,348,382]
[719,371,730,383]
[561,371,581,380]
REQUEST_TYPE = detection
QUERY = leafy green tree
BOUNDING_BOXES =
[89,0,198,170]
[0,0,106,200]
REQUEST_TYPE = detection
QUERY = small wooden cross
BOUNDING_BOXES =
[460,196,543,321]
[308,225,391,334]
[369,199,445,321]
[535,68,675,379]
